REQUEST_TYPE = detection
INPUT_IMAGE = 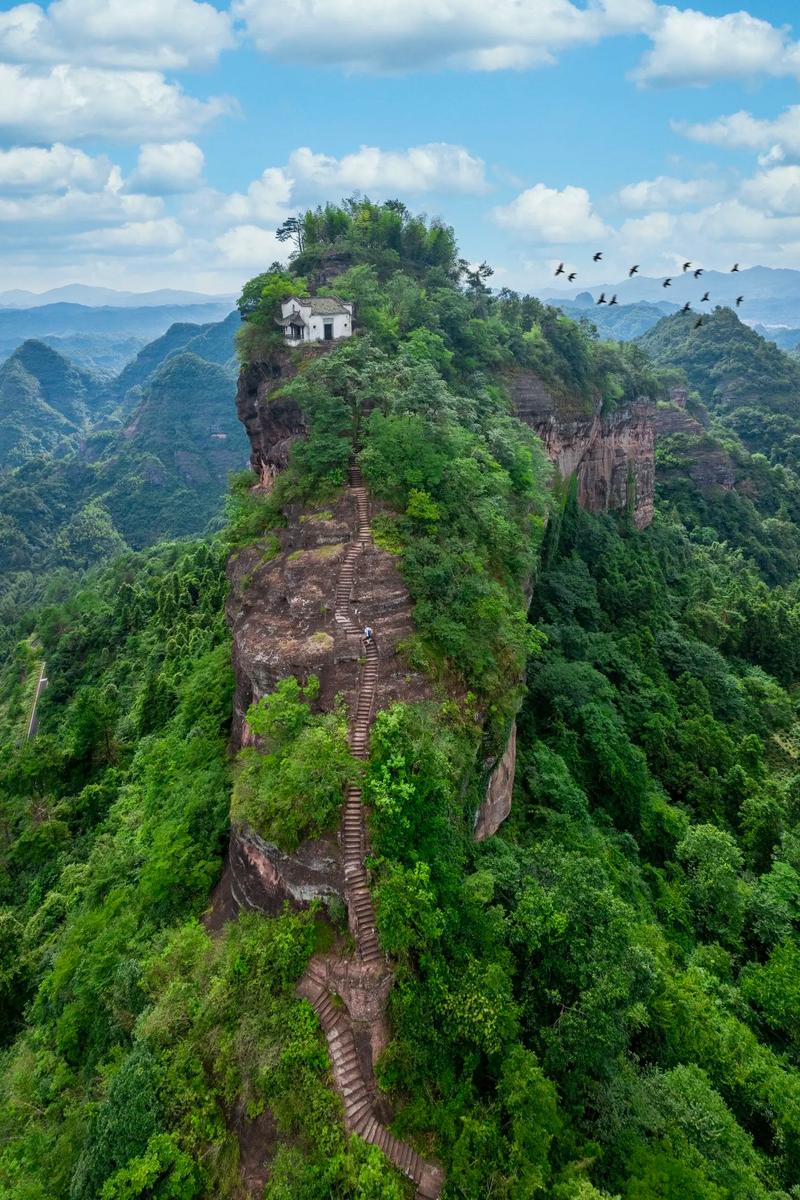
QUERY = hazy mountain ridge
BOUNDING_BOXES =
[0,284,235,309]
[0,300,234,364]
[544,264,800,327]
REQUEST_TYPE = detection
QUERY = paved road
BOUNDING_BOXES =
[26,663,47,741]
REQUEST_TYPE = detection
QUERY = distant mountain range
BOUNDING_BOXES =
[0,301,235,367]
[554,294,679,340]
[0,284,235,309]
[541,265,800,330]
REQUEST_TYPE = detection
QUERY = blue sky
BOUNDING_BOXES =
[1,0,800,295]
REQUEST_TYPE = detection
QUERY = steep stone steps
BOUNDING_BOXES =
[296,472,442,1198]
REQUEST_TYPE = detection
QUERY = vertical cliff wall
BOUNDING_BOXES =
[508,370,655,529]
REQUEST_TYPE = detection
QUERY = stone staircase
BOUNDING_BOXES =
[297,468,443,1200]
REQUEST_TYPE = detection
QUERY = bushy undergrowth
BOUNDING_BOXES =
[232,677,358,851]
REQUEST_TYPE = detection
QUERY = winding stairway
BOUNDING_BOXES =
[297,469,443,1200]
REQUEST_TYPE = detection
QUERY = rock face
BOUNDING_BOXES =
[218,487,432,918]
[654,402,736,492]
[508,370,656,529]
[226,491,432,749]
[236,344,339,477]
[228,825,344,916]
[474,721,516,841]
[235,353,306,476]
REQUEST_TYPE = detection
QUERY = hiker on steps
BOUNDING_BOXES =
[363,626,373,644]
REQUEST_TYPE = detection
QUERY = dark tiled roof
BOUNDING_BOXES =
[284,294,351,316]
[309,296,351,315]
[276,310,307,327]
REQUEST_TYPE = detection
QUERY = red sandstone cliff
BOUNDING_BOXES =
[507,369,656,529]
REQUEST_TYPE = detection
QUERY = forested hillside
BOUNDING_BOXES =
[0,313,246,649]
[0,201,798,1200]
[640,306,800,460]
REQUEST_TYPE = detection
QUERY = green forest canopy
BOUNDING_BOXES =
[0,199,798,1200]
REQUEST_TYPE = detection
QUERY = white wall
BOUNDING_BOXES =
[281,300,352,343]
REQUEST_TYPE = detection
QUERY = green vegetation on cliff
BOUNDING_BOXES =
[0,201,798,1200]
[642,307,800,585]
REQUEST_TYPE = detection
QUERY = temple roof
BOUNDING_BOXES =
[284,294,351,315]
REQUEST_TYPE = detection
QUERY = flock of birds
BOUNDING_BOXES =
[555,253,745,330]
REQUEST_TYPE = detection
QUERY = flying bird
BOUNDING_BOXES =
[736,296,744,307]
[731,263,740,272]
[683,261,692,272]
[609,294,619,305]
[694,317,703,329]
[701,292,710,302]
[555,262,565,276]
[663,278,672,288]
[568,272,577,282]
[593,251,603,262]
[596,293,607,304]
[681,302,692,313]
[628,265,639,277]
[693,268,704,279]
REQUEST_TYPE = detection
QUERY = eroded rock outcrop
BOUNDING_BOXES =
[508,369,655,529]
[218,486,432,916]
[475,721,516,841]
[653,401,736,492]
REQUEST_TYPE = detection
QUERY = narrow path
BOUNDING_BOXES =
[297,469,443,1200]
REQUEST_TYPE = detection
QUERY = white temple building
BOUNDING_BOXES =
[276,295,354,345]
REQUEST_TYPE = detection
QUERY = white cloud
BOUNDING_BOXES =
[632,7,800,88]
[0,143,112,193]
[0,0,234,70]
[215,224,284,268]
[0,184,162,228]
[619,210,675,245]
[74,217,185,250]
[217,142,488,230]
[741,166,800,215]
[619,174,719,210]
[223,168,295,224]
[128,142,205,195]
[0,64,234,142]
[287,143,488,194]
[234,0,653,73]
[676,106,800,159]
[492,183,609,243]
[758,145,786,169]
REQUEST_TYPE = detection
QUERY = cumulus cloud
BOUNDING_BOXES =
[0,143,112,193]
[676,106,800,159]
[74,217,185,250]
[234,0,652,74]
[619,174,719,210]
[0,64,234,143]
[215,224,284,268]
[128,142,205,195]
[492,183,609,243]
[632,7,800,88]
[741,166,800,215]
[287,143,488,194]
[233,0,800,91]
[0,184,162,229]
[619,210,676,245]
[0,0,234,70]
[223,168,295,224]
